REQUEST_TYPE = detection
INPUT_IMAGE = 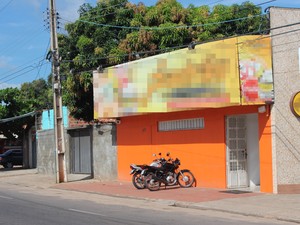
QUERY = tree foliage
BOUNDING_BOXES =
[57,0,268,121]
[0,79,52,140]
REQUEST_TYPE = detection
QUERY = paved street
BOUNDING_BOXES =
[1,168,300,224]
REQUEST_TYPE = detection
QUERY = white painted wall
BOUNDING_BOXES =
[270,7,300,190]
[246,113,260,188]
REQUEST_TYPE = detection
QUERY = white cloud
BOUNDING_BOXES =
[7,22,24,27]
[0,56,12,69]
[0,83,20,90]
[26,45,35,50]
[57,0,88,22]
[27,0,41,10]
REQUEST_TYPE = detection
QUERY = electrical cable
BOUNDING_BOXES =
[60,13,265,31]
[0,0,14,13]
[0,29,47,57]
[256,0,276,6]
[79,2,127,17]
[208,0,225,6]
[0,55,45,79]
[0,61,49,84]
[61,19,300,71]
[35,40,51,80]
[60,0,273,30]
[236,21,300,45]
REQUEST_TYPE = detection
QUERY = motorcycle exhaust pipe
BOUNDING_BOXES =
[149,174,167,184]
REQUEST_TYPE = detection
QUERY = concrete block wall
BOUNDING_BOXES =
[92,124,117,181]
[36,130,56,175]
[270,7,300,193]
[36,129,70,176]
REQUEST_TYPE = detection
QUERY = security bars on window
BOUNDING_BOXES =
[158,118,204,132]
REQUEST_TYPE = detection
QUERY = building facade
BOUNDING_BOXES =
[269,7,300,193]
[93,35,276,192]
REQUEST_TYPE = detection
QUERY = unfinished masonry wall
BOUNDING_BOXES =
[92,124,118,181]
[36,129,70,176]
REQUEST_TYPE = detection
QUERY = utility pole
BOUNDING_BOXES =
[49,0,67,183]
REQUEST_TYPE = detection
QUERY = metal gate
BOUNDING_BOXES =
[69,128,92,174]
[226,116,248,188]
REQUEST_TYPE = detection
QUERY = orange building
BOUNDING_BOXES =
[93,35,274,193]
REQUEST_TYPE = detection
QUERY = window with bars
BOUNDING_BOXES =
[158,118,204,132]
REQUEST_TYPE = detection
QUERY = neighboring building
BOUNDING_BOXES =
[0,111,37,168]
[40,106,69,130]
[36,107,116,181]
[269,7,300,194]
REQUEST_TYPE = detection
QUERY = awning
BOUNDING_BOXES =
[0,111,36,124]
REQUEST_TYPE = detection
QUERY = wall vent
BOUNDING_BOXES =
[158,118,204,132]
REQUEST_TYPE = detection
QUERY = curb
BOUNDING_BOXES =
[53,185,300,224]
[2,171,299,224]
[172,202,300,224]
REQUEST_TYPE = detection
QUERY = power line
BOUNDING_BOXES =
[60,0,272,31]
[0,61,49,84]
[208,0,225,6]
[236,20,300,45]
[256,0,276,6]
[0,0,14,13]
[0,55,45,78]
[79,2,127,17]
[0,28,47,57]
[35,40,51,80]
[0,59,50,84]
[61,18,300,71]
[60,13,265,31]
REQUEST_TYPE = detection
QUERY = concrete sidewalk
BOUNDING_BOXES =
[1,168,300,224]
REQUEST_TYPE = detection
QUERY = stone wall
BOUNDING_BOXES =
[270,7,300,193]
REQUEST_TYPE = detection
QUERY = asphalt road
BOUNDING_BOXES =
[0,183,295,225]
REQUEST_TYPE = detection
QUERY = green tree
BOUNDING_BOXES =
[0,78,52,141]
[20,79,53,111]
[58,0,269,121]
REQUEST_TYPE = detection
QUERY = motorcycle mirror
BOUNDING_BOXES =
[152,154,156,157]
[166,152,170,156]
[158,153,161,156]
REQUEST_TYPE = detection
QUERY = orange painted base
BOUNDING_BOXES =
[117,106,273,192]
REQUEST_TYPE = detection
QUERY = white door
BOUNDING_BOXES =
[226,116,248,188]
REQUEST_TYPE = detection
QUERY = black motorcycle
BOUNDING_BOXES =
[143,155,195,191]
[130,153,166,189]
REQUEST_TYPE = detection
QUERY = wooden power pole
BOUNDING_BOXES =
[49,0,67,183]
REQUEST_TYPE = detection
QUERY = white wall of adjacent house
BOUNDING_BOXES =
[270,7,300,193]
[246,113,260,189]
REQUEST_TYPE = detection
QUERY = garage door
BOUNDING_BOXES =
[69,129,92,174]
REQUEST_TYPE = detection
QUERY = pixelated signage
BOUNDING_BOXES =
[94,36,273,118]
[238,36,273,104]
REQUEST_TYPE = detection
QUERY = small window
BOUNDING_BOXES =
[158,118,204,132]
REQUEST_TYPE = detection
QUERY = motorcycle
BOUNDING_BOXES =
[130,153,166,189]
[143,154,195,191]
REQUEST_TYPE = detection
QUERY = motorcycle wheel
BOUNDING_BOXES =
[177,170,195,188]
[132,173,145,189]
[144,173,160,191]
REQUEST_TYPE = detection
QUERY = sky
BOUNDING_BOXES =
[0,0,300,89]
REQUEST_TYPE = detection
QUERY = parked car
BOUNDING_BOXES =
[0,149,23,168]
